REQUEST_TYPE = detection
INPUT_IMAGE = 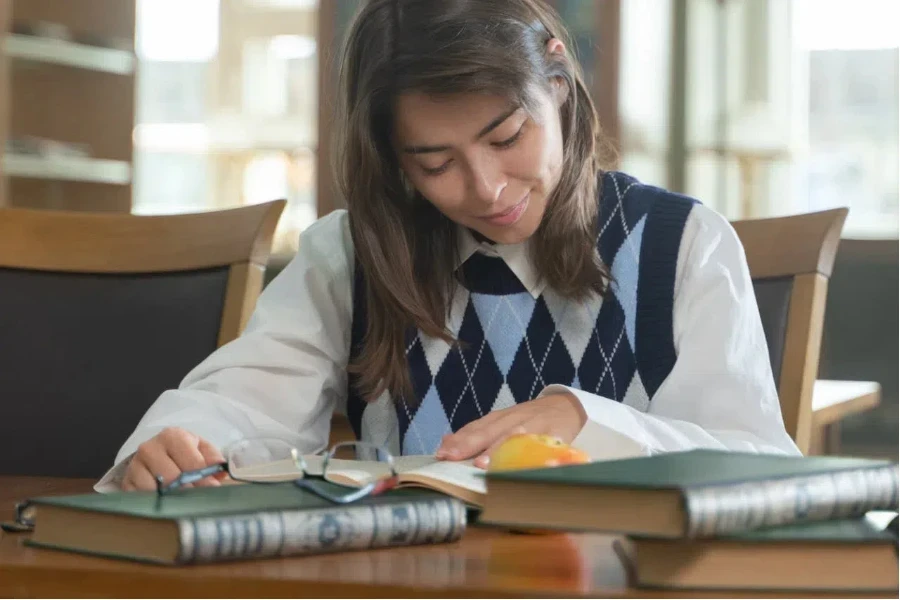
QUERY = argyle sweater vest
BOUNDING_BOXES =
[345,171,696,455]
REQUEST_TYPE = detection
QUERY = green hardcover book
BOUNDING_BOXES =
[480,449,899,538]
[616,513,899,591]
[24,482,466,565]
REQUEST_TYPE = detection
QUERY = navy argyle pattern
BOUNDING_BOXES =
[346,172,696,455]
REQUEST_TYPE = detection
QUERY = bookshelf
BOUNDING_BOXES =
[5,33,135,75]
[0,0,136,211]
[2,154,131,185]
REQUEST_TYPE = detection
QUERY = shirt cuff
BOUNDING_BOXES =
[93,416,245,494]
[94,453,134,493]
[538,384,653,460]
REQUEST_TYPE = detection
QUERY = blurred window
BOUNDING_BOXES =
[133,0,320,256]
[795,0,899,238]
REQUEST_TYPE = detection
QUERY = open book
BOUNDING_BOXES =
[230,454,487,507]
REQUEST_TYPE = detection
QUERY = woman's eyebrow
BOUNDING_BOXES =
[402,106,519,155]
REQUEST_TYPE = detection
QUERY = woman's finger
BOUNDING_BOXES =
[164,434,222,487]
[474,425,529,468]
[198,438,226,464]
[198,439,229,483]
[124,458,162,491]
[438,404,515,449]
[139,445,191,488]
[439,413,529,460]
[164,433,208,472]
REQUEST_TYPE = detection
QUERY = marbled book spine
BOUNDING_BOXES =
[175,496,466,563]
[684,464,899,537]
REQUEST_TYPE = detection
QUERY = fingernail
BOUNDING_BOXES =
[435,449,448,460]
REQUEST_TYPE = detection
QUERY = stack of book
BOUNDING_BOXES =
[14,447,899,592]
[17,478,474,564]
[479,449,899,593]
[13,455,491,564]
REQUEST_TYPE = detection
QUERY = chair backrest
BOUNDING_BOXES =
[731,208,847,454]
[0,201,285,477]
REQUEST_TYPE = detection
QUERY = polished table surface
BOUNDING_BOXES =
[0,476,890,598]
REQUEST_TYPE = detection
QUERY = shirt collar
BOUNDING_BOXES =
[456,227,546,298]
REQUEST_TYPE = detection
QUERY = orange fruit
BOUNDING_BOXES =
[488,433,590,472]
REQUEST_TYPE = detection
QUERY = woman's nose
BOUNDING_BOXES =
[468,158,506,205]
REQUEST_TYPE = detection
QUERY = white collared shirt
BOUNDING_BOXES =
[96,203,800,491]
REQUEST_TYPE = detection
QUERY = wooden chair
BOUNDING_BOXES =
[0,201,285,477]
[731,208,847,455]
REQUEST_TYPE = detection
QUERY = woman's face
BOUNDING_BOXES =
[393,85,565,245]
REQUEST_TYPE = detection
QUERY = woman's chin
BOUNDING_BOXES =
[482,225,535,245]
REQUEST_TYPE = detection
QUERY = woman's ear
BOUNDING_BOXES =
[551,77,569,106]
[545,38,570,107]
[546,37,566,57]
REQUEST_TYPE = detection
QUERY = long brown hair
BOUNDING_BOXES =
[335,0,613,402]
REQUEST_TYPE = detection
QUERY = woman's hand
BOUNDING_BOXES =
[122,427,226,491]
[435,393,587,468]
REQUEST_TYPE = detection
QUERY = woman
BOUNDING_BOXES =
[104,0,798,492]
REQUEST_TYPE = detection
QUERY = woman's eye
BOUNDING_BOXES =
[422,161,451,176]
[492,124,525,149]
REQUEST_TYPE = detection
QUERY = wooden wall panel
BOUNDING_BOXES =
[0,0,11,206]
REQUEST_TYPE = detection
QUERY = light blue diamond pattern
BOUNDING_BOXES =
[610,215,646,352]
[543,286,604,366]
[360,390,401,455]
[470,291,535,378]
[402,384,451,455]
[622,371,650,412]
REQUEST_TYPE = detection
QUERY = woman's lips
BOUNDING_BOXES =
[480,193,530,227]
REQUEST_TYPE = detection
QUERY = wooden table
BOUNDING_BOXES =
[810,380,882,455]
[0,476,890,598]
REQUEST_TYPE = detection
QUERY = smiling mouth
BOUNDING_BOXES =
[478,193,530,227]
[481,195,528,220]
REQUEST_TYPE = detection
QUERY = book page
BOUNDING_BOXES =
[228,457,303,482]
[230,454,486,505]
[402,459,486,496]
[304,454,438,486]
[322,455,486,497]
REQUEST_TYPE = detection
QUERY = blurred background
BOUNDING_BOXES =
[0,0,896,457]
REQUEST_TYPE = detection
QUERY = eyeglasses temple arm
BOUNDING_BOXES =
[160,462,228,493]
[180,462,228,485]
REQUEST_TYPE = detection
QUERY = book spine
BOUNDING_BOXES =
[174,496,466,564]
[684,464,899,538]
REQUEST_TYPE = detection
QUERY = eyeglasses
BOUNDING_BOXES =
[0,501,35,533]
[156,439,399,505]
[0,440,399,534]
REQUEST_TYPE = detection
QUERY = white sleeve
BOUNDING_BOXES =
[540,204,801,460]
[95,210,355,491]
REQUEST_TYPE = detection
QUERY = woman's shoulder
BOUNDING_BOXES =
[595,171,699,254]
[599,171,737,231]
[596,171,743,260]
[600,170,698,209]
[291,209,354,275]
